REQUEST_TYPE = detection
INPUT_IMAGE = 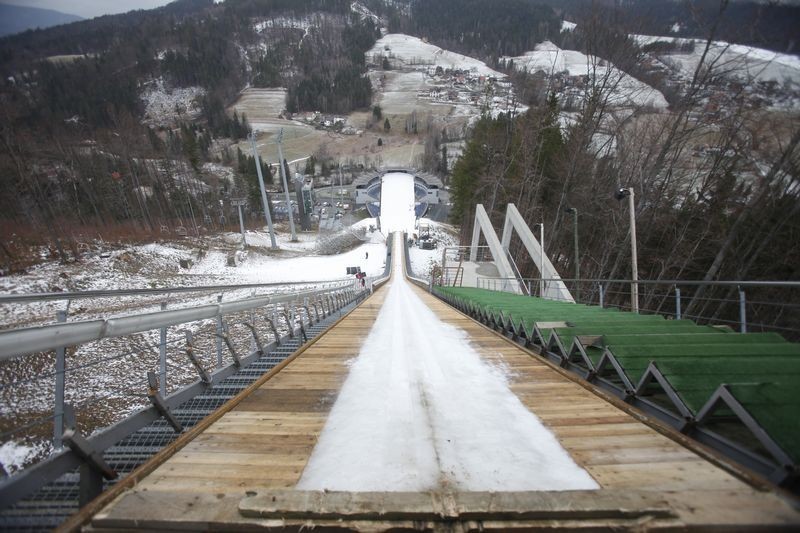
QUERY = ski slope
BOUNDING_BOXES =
[503,41,669,109]
[370,34,505,77]
[298,173,598,492]
[632,33,800,85]
[378,171,418,235]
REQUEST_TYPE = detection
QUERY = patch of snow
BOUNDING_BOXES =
[590,132,617,158]
[201,162,236,185]
[254,16,316,33]
[351,2,381,25]
[561,20,576,32]
[2,216,395,471]
[0,440,48,475]
[407,219,458,279]
[189,233,386,284]
[631,34,800,85]
[503,41,669,109]
[140,78,205,127]
[298,235,599,491]
[369,34,505,78]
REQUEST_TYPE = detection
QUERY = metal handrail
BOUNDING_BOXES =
[0,279,353,304]
[469,277,800,288]
[503,249,530,296]
[0,282,370,517]
[0,283,355,362]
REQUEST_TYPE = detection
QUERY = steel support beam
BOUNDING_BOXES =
[500,204,574,302]
[469,204,519,293]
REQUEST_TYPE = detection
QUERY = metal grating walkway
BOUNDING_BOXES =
[0,307,357,531]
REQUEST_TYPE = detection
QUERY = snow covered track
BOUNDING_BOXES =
[298,233,597,491]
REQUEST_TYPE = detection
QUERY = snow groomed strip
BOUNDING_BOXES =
[298,233,598,492]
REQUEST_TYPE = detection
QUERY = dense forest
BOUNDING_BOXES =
[285,20,379,113]
[409,0,563,59]
[538,0,800,54]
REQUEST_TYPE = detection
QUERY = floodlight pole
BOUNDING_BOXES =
[629,190,639,313]
[621,188,639,313]
[566,208,580,301]
[276,129,297,242]
[535,223,544,297]
[249,133,278,249]
[540,223,545,297]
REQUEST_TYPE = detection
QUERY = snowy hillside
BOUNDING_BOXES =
[370,34,505,77]
[503,41,669,110]
[140,78,205,126]
[633,33,800,86]
[350,1,381,26]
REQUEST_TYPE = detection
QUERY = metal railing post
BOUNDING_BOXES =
[215,295,223,369]
[739,287,747,333]
[599,284,605,308]
[675,287,682,320]
[53,310,67,449]
[159,303,167,396]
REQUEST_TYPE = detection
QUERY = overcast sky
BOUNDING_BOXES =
[0,0,174,18]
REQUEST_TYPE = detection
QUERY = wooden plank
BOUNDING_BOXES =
[150,463,306,481]
[571,447,699,466]
[207,411,325,421]
[170,452,311,467]
[92,488,800,531]
[546,422,656,438]
[587,461,750,491]
[138,476,297,493]
[237,489,675,521]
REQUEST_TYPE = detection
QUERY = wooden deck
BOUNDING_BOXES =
[82,268,800,530]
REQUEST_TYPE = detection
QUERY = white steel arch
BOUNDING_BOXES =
[470,203,574,302]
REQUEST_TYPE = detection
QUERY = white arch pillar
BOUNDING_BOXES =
[500,204,574,303]
[469,203,574,302]
[469,205,520,293]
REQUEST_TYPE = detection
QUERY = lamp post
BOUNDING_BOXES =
[534,223,544,297]
[615,187,638,313]
[565,207,580,302]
